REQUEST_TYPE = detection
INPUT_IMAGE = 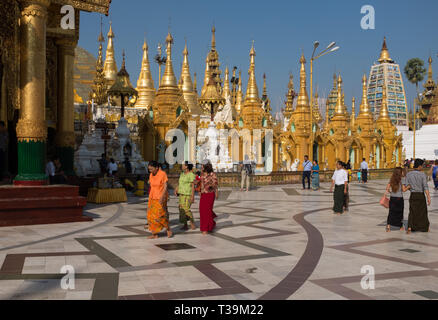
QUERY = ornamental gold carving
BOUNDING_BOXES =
[20,0,50,19]
[16,119,47,142]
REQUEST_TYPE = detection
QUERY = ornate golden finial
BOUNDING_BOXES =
[263,73,267,97]
[324,100,330,128]
[201,57,211,96]
[211,26,216,49]
[334,74,345,115]
[135,38,155,108]
[98,17,104,43]
[179,40,199,113]
[244,42,260,103]
[359,74,371,116]
[378,83,390,120]
[160,32,177,88]
[333,73,337,89]
[194,72,197,93]
[235,70,243,113]
[350,97,356,128]
[284,73,295,118]
[103,21,118,88]
[424,55,435,88]
[90,25,107,105]
[288,73,294,91]
[223,66,230,98]
[296,53,309,109]
[378,37,394,63]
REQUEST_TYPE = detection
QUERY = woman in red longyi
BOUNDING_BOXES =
[199,162,218,235]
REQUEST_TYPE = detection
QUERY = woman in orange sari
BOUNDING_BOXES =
[146,161,172,239]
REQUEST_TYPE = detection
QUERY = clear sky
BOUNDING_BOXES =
[78,0,438,115]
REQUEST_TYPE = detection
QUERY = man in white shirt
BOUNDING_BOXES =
[330,161,348,214]
[107,158,118,176]
[45,157,56,184]
[302,155,312,190]
[360,158,368,183]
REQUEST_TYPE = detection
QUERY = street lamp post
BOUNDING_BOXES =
[155,43,167,85]
[309,41,339,162]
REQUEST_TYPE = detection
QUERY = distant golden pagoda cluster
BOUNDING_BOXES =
[88,26,403,170]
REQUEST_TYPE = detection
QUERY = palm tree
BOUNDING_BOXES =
[404,58,426,98]
[404,58,426,131]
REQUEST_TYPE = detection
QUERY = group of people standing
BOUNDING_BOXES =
[385,159,431,233]
[145,161,218,239]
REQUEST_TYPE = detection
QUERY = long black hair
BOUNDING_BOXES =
[148,160,159,168]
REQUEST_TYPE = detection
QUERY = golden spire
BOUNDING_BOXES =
[135,38,155,108]
[350,97,356,128]
[324,100,330,128]
[103,22,118,88]
[334,74,345,115]
[295,53,309,109]
[222,66,230,98]
[378,37,394,64]
[211,26,216,49]
[179,41,200,113]
[359,74,372,116]
[263,73,268,97]
[244,41,260,103]
[90,23,107,105]
[424,56,436,89]
[180,40,194,93]
[194,72,197,93]
[235,70,243,113]
[159,32,178,88]
[284,74,295,118]
[378,83,390,120]
[201,57,210,96]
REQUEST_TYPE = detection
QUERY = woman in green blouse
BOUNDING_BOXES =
[175,161,196,230]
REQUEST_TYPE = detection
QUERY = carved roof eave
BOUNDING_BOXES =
[51,0,111,15]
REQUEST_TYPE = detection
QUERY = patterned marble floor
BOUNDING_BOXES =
[1,178,438,300]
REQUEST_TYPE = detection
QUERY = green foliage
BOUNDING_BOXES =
[404,58,426,86]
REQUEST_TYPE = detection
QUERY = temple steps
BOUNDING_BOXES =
[0,185,91,227]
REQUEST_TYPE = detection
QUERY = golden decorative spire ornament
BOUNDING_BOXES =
[377,83,391,121]
[103,22,118,89]
[90,22,107,105]
[201,26,222,95]
[378,37,394,64]
[179,41,200,114]
[235,70,243,114]
[135,38,156,108]
[222,66,231,99]
[284,74,295,118]
[334,74,345,116]
[324,100,330,128]
[159,32,178,88]
[350,97,356,128]
[194,72,197,93]
[244,42,260,103]
[359,74,371,116]
[424,56,436,89]
[295,53,309,110]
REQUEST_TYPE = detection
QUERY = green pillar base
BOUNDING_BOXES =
[56,146,75,176]
[15,140,48,184]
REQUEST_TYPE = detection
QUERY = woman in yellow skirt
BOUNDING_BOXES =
[146,161,172,239]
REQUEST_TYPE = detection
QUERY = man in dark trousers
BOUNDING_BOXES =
[302,155,312,190]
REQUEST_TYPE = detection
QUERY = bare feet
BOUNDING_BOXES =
[386,225,390,232]
[202,231,207,235]
[406,228,412,234]
[400,226,405,231]
[148,234,158,239]
[190,222,196,230]
[167,230,173,238]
